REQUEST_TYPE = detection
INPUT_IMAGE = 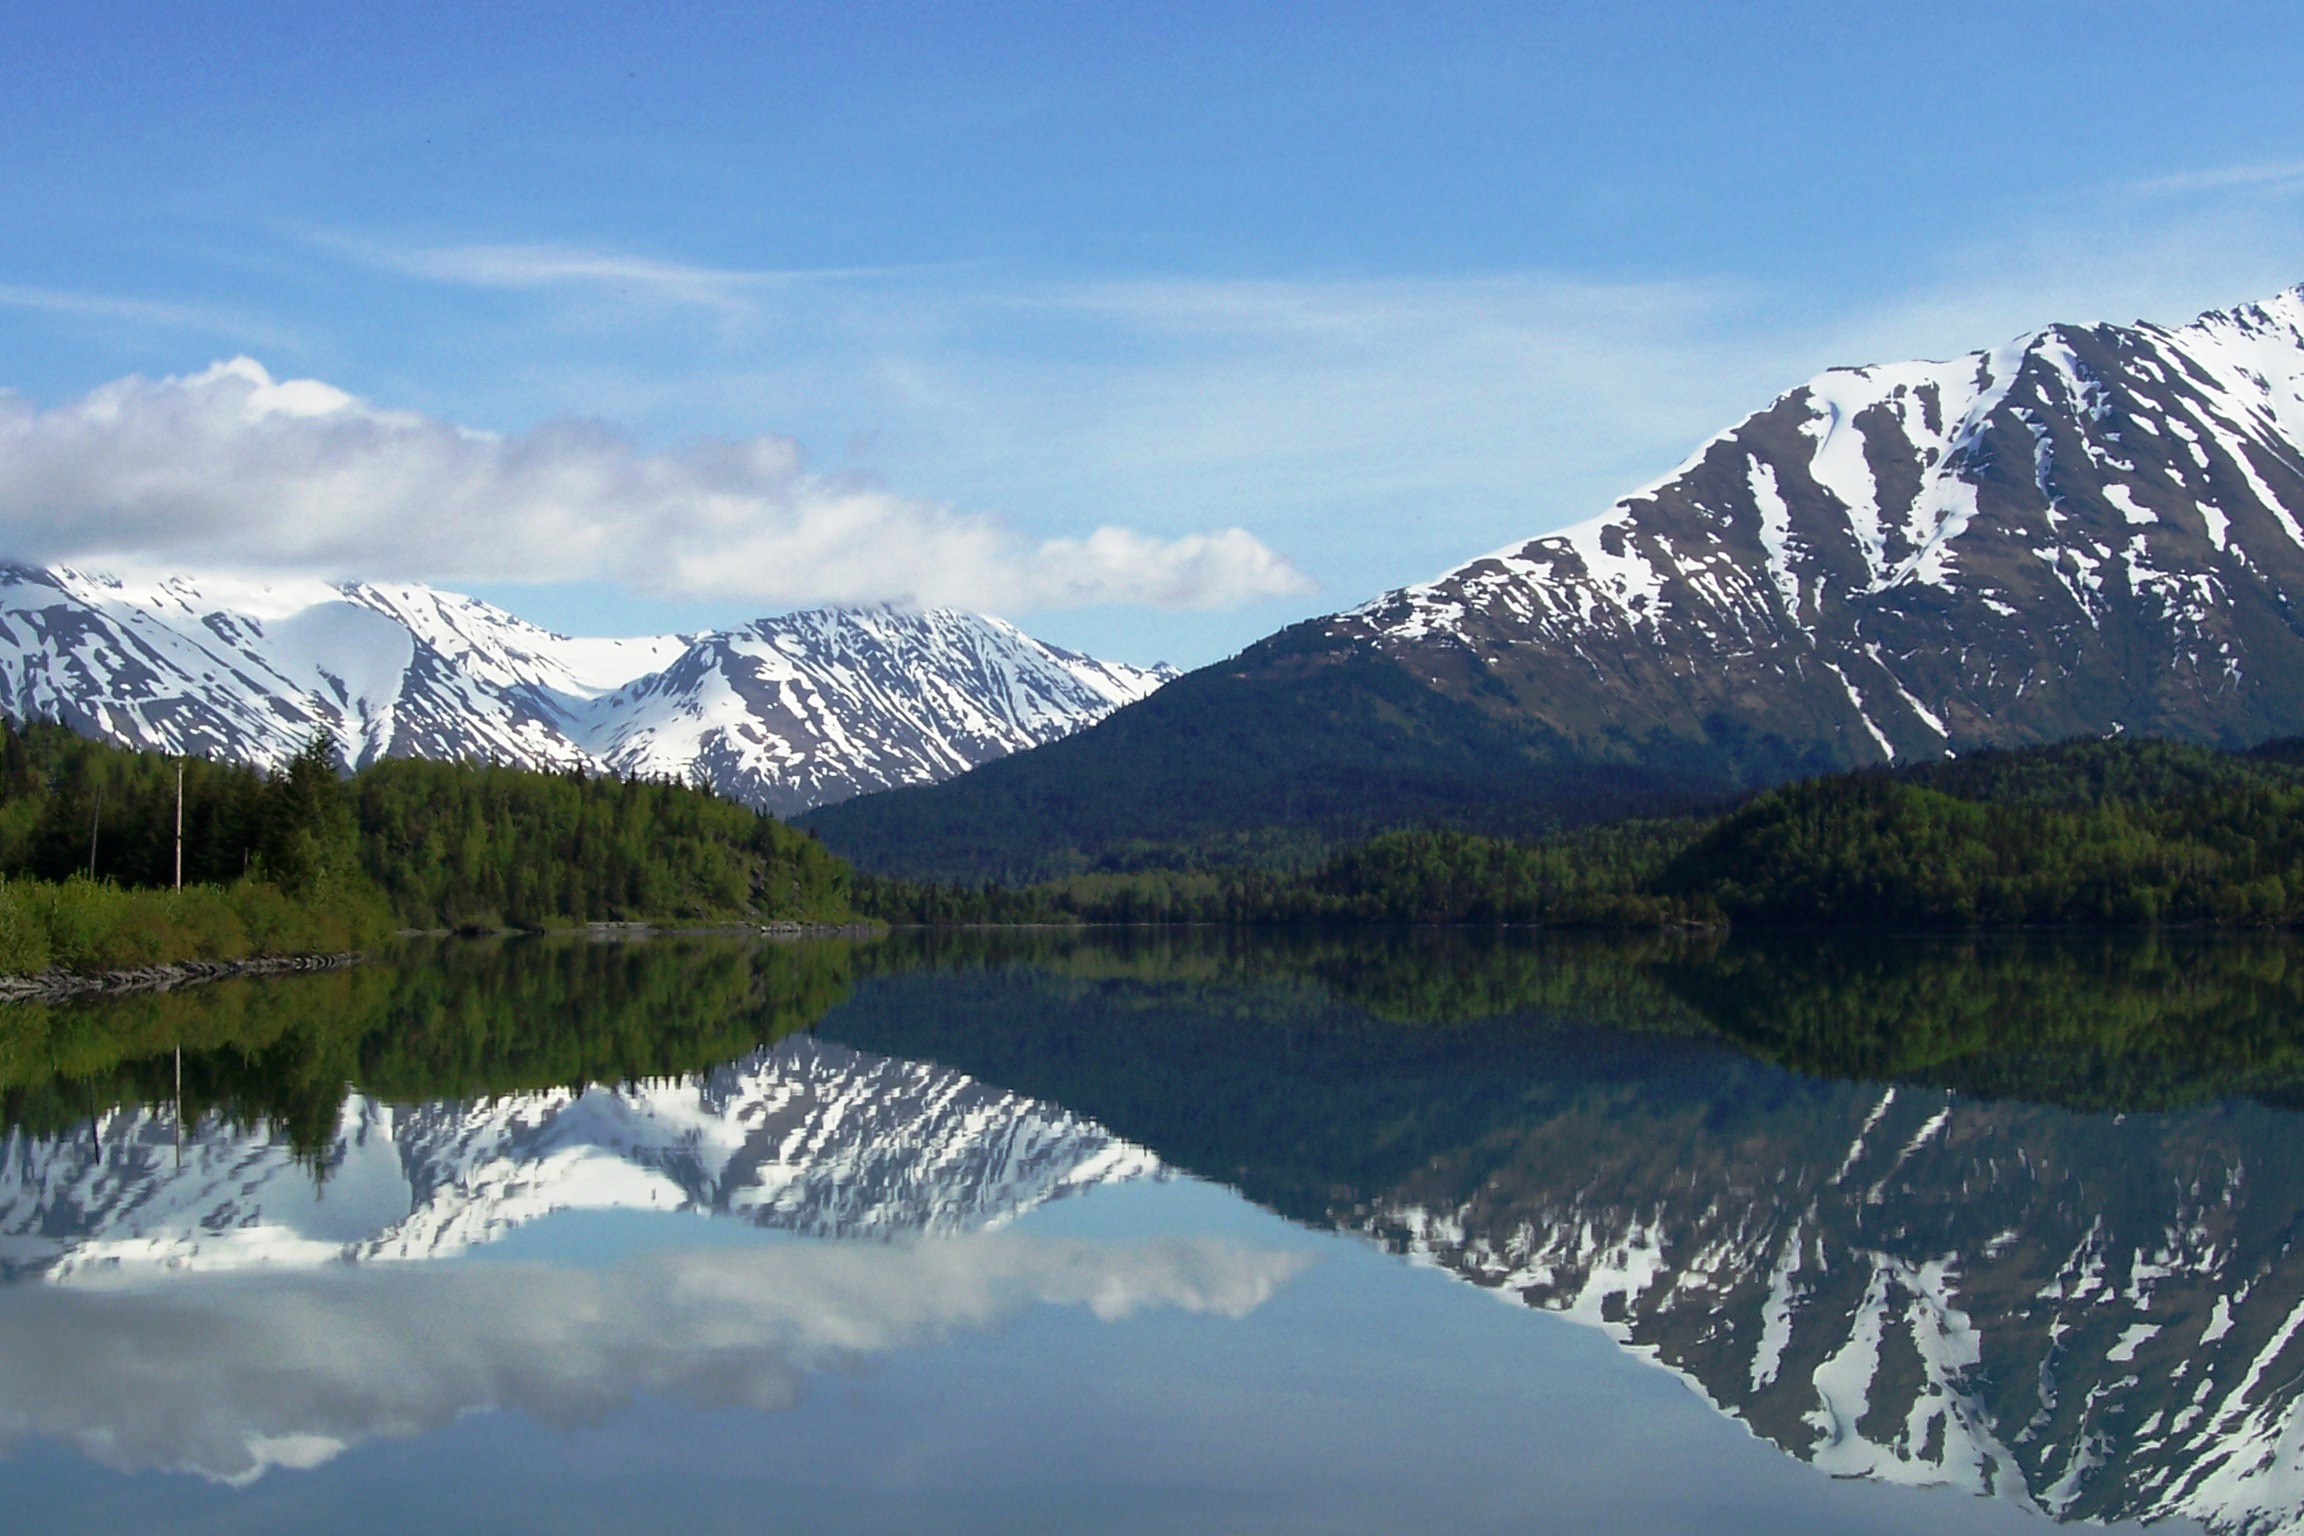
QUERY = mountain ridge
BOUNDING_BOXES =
[0,564,1174,817]
[806,283,2304,880]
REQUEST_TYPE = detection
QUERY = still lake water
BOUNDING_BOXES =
[4,927,2303,1533]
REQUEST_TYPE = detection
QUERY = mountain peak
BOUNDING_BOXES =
[0,567,1171,814]
[1333,284,2304,769]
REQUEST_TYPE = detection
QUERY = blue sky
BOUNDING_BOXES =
[3,1,2303,665]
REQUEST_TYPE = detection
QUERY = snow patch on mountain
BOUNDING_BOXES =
[1338,283,2304,770]
[0,565,1175,814]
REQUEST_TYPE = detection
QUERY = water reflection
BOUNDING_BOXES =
[824,930,2304,1535]
[0,1233,1300,1485]
[0,1033,1158,1277]
[4,929,2304,1531]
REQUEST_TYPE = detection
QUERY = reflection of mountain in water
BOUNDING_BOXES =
[0,1035,1159,1279]
[1364,1087,2304,1534]
[819,937,2304,1536]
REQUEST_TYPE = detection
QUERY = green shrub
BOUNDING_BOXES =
[0,883,51,975]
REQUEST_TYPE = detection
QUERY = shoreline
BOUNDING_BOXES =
[0,951,364,1005]
[391,921,884,940]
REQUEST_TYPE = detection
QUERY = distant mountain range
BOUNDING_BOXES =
[18,284,2304,871]
[807,284,2304,880]
[0,565,1173,816]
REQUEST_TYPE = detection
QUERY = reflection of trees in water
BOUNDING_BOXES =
[825,931,2304,1533]
[30,925,2304,1153]
[21,926,2304,1526]
[0,934,866,1157]
[1657,931,2304,1110]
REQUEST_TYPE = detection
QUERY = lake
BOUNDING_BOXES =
[3,927,2301,1533]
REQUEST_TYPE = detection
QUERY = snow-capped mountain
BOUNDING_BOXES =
[0,564,1175,815]
[801,285,2304,880]
[1354,1080,2304,1535]
[1342,284,2304,765]
[0,1034,1161,1280]
[584,606,1175,814]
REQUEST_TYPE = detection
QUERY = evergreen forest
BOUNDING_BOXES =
[0,720,855,974]
[855,736,2304,931]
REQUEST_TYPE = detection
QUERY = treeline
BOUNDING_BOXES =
[849,871,1070,925]
[0,720,855,972]
[0,722,392,970]
[354,757,850,929]
[853,737,2304,930]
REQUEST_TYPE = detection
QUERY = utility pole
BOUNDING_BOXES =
[87,785,100,880]
[174,762,184,890]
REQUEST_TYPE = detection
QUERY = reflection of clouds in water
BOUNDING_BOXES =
[0,1234,1309,1485]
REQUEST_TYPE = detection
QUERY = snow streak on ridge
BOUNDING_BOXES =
[1342,284,2304,768]
[0,567,1176,815]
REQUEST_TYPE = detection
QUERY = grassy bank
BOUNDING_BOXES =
[0,875,394,976]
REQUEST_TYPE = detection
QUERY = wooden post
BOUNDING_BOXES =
[174,762,184,890]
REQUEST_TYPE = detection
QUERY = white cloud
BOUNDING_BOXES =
[0,358,1313,612]
[0,1233,1309,1483]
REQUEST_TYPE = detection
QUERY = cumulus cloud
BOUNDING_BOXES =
[0,1234,1309,1484]
[0,358,1312,612]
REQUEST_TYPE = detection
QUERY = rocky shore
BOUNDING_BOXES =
[0,951,363,1004]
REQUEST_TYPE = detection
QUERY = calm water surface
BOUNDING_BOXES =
[3,928,2300,1533]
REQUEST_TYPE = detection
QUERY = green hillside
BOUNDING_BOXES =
[854,736,2304,931]
[800,622,1776,882]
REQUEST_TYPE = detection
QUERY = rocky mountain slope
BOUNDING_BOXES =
[0,564,1172,816]
[807,284,2304,879]
[1345,283,2304,765]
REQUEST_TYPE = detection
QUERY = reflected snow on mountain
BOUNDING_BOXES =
[0,1034,1161,1279]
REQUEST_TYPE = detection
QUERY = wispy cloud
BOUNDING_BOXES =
[0,281,282,340]
[120,204,2304,638]
[0,356,1312,612]
[324,235,931,315]
[2124,158,2304,200]
[0,1234,1309,1483]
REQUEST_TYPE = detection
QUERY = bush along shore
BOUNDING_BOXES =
[0,720,858,986]
[0,876,391,981]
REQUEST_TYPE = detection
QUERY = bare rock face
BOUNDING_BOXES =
[1337,286,2304,768]
[0,566,1174,814]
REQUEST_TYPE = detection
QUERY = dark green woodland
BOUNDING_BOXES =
[855,736,2304,930]
[0,720,854,973]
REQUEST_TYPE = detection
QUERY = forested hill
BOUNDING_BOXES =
[860,736,2304,930]
[0,720,853,930]
[800,630,1746,885]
